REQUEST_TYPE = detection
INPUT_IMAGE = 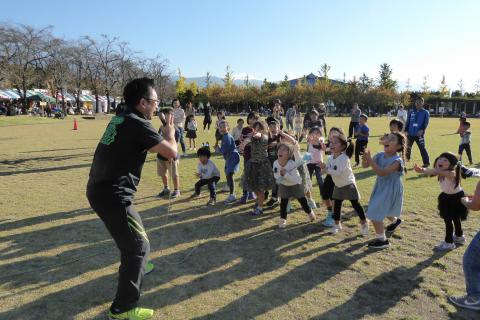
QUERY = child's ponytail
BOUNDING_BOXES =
[455,162,462,189]
[345,138,354,158]
[393,132,408,174]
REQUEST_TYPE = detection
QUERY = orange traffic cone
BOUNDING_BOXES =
[73,118,78,130]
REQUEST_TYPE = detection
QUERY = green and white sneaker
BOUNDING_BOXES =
[144,261,154,275]
[108,307,154,320]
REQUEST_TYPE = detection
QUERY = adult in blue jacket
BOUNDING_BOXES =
[405,97,430,167]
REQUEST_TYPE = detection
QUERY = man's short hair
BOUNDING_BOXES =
[123,77,155,107]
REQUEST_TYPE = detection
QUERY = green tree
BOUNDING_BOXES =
[319,63,331,79]
[223,65,234,89]
[421,75,429,94]
[359,73,374,93]
[175,68,186,96]
[205,71,212,88]
[378,63,397,90]
[439,75,449,97]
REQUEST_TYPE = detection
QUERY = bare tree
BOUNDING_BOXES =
[144,55,172,105]
[2,24,55,111]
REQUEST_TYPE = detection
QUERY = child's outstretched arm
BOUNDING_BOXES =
[279,131,296,144]
[414,165,455,178]
[462,181,480,210]
[368,153,400,176]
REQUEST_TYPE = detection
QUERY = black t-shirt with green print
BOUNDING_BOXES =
[87,107,163,202]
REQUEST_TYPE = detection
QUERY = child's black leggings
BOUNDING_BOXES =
[444,217,463,243]
[333,199,366,221]
[280,197,311,219]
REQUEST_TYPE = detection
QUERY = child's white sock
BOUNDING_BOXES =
[376,233,386,241]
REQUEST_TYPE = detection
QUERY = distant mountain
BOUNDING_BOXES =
[171,75,263,88]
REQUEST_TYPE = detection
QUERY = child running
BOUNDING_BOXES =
[186,114,197,150]
[414,152,468,250]
[237,112,259,204]
[354,114,369,167]
[306,126,327,213]
[218,120,241,203]
[213,111,226,149]
[191,147,220,206]
[362,132,407,249]
[274,142,316,228]
[320,127,345,227]
[458,121,473,165]
[294,111,303,141]
[244,120,276,215]
[320,133,368,235]
[231,118,244,146]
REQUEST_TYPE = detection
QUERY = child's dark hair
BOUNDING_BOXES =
[433,152,462,188]
[329,126,345,136]
[237,118,244,124]
[389,119,404,132]
[197,146,211,158]
[391,132,408,173]
[332,133,354,158]
[216,111,225,119]
[309,126,323,136]
[252,120,268,134]
[247,112,259,123]
[463,121,471,129]
[186,114,194,122]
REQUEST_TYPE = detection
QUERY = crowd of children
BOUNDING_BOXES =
[156,101,479,253]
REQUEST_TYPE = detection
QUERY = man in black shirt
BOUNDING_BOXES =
[87,78,177,320]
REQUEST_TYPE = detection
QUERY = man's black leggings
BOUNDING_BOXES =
[87,195,150,313]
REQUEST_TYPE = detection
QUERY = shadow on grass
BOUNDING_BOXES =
[0,152,93,165]
[0,163,92,176]
[20,147,92,154]
[310,252,449,319]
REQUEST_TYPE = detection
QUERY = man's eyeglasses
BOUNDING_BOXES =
[143,97,159,105]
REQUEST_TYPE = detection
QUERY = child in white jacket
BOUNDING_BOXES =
[273,142,316,228]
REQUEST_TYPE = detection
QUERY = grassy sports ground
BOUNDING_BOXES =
[0,115,479,320]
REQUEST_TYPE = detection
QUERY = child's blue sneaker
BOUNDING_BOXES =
[250,207,263,216]
[322,211,335,227]
[247,192,257,201]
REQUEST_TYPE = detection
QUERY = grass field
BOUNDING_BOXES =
[0,114,479,320]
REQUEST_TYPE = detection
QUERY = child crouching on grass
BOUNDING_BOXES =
[274,142,316,228]
[218,120,240,203]
[190,147,221,206]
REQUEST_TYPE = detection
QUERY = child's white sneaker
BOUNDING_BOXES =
[360,222,369,236]
[435,241,456,251]
[278,218,287,228]
[329,223,342,234]
[308,211,316,222]
[307,197,317,209]
[225,194,236,204]
[454,235,466,245]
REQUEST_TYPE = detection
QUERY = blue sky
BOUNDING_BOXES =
[1,0,479,90]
